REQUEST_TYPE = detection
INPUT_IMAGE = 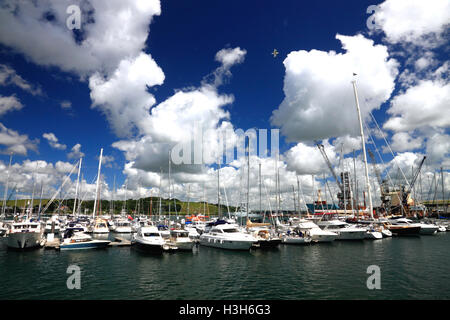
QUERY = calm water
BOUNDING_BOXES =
[0,232,449,300]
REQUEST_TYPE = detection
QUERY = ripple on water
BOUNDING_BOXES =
[1,234,450,299]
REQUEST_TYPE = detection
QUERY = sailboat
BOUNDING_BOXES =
[246,162,281,248]
[199,157,257,250]
[88,148,109,234]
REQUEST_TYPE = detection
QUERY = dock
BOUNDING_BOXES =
[108,236,132,247]
[43,239,60,250]
[42,236,133,249]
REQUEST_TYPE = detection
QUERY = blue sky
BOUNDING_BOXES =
[0,0,448,207]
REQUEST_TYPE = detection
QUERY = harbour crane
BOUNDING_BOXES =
[315,142,350,209]
[401,156,426,207]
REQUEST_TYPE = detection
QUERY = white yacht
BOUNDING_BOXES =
[245,220,282,248]
[60,227,110,250]
[364,225,383,240]
[199,221,257,250]
[44,217,61,234]
[282,228,312,245]
[168,229,195,251]
[7,220,43,249]
[389,218,439,235]
[134,226,168,253]
[0,222,8,237]
[111,219,134,233]
[295,219,338,243]
[184,225,200,240]
[317,220,367,240]
[389,218,437,235]
[88,219,110,234]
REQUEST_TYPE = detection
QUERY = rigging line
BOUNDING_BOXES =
[358,88,411,189]
[262,178,275,226]
[364,119,407,213]
[76,174,98,209]
[41,159,79,215]
[367,110,411,189]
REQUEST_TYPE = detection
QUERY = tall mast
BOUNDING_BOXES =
[93,148,103,219]
[187,184,190,216]
[217,157,221,218]
[441,167,446,215]
[297,175,301,218]
[159,168,162,221]
[168,151,171,221]
[38,184,44,220]
[353,149,359,215]
[73,158,82,216]
[259,162,262,215]
[2,153,12,217]
[351,79,373,219]
[246,145,250,220]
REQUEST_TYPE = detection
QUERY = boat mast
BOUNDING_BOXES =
[351,79,373,219]
[217,157,221,219]
[259,162,262,216]
[38,183,43,220]
[297,175,301,218]
[353,149,359,216]
[168,151,171,223]
[2,153,12,217]
[159,168,162,222]
[72,158,82,216]
[441,167,446,216]
[93,148,103,219]
[246,145,250,220]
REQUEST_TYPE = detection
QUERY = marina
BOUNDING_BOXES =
[0,0,448,305]
[1,229,450,300]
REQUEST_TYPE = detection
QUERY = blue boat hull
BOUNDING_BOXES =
[60,240,110,250]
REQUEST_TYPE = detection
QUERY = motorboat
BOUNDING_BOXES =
[364,225,383,240]
[0,222,8,237]
[134,226,171,253]
[295,219,338,243]
[167,229,195,251]
[7,220,43,249]
[44,217,61,234]
[88,218,110,234]
[199,220,257,250]
[59,227,110,250]
[245,220,281,248]
[184,225,200,240]
[282,228,312,245]
[415,220,439,235]
[111,219,134,233]
[317,219,366,240]
[386,218,421,236]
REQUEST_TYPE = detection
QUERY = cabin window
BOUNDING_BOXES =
[223,229,238,233]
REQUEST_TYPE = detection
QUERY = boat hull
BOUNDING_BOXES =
[331,230,366,240]
[199,237,254,250]
[387,226,421,236]
[419,226,438,235]
[135,240,165,253]
[365,231,383,240]
[257,239,282,248]
[310,233,337,243]
[7,232,42,249]
[282,237,311,245]
[60,240,110,250]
